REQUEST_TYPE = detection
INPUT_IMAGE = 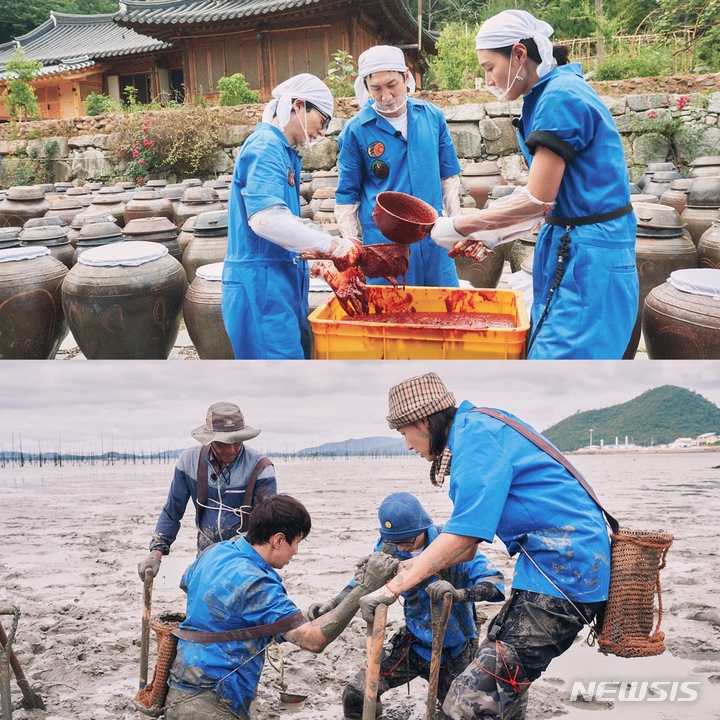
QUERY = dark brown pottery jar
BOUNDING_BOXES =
[122,216,182,262]
[637,162,677,191]
[688,157,720,178]
[509,228,538,273]
[67,212,115,246]
[177,216,196,256]
[643,170,681,200]
[0,245,68,359]
[300,196,314,220]
[174,187,223,229]
[624,203,698,357]
[45,197,84,226]
[182,210,228,284]
[642,268,720,358]
[309,171,339,197]
[299,172,313,202]
[310,187,336,217]
[73,220,123,265]
[65,186,93,207]
[19,225,75,269]
[183,262,233,359]
[314,198,337,225]
[0,187,51,227]
[698,221,720,269]
[89,193,126,227]
[0,228,21,250]
[123,189,174,225]
[461,161,507,209]
[453,251,504,289]
[61,241,187,359]
[660,179,692,215]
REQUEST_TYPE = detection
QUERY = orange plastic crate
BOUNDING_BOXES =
[309,286,529,359]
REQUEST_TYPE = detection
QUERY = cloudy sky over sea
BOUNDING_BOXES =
[0,361,718,454]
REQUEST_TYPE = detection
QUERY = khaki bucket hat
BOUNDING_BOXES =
[191,402,261,444]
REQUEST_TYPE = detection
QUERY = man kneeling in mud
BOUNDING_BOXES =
[165,494,398,719]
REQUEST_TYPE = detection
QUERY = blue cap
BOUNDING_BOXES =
[378,492,433,541]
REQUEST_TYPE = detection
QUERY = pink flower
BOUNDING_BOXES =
[132,149,140,159]
[646,109,658,119]
[136,176,145,184]
[661,99,668,105]
[676,95,691,110]
[139,160,146,166]
[142,127,149,133]
[143,139,154,148]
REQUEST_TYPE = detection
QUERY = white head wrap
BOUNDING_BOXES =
[261,73,334,130]
[475,10,555,79]
[353,45,417,107]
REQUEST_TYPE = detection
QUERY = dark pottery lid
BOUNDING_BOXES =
[6,186,45,201]
[633,202,685,230]
[193,209,228,235]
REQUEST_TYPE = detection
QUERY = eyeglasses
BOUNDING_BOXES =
[305,101,331,131]
[389,535,421,551]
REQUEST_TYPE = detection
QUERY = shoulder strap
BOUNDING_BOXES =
[172,610,306,644]
[195,445,211,528]
[472,408,620,534]
[239,457,273,532]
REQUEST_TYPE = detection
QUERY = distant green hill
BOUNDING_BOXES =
[542,385,720,451]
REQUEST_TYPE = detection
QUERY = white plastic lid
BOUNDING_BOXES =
[668,268,720,297]
[78,240,168,267]
[195,262,224,281]
[0,246,51,263]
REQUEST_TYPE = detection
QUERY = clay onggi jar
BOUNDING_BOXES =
[61,241,187,359]
[183,262,233,359]
[0,245,68,359]
[642,268,720,359]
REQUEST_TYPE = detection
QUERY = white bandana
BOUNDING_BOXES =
[475,10,555,79]
[261,73,334,130]
[353,45,417,108]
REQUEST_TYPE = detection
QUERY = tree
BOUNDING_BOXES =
[2,48,42,121]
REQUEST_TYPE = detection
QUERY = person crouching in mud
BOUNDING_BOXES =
[165,494,398,720]
[360,373,611,720]
[309,492,504,718]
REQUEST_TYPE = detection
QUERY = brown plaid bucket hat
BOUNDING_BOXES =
[191,402,261,444]
[386,372,456,429]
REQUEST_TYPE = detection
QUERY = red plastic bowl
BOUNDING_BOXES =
[372,191,438,244]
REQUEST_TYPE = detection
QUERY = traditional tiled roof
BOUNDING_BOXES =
[0,59,97,82]
[115,0,436,51]
[0,12,170,73]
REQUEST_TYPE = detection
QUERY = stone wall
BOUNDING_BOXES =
[1,90,720,187]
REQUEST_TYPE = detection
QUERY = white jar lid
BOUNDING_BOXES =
[78,240,167,267]
[195,262,224,281]
[669,268,720,297]
[0,246,51,263]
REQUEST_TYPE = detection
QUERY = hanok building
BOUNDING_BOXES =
[114,0,434,102]
[0,12,179,121]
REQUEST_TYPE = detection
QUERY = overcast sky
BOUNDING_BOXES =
[0,361,718,454]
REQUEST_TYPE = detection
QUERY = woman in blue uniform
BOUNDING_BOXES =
[222,73,358,359]
[431,11,638,358]
[360,372,611,720]
[336,45,462,287]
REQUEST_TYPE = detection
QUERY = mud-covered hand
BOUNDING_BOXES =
[306,598,338,621]
[356,552,399,592]
[426,579,466,604]
[322,265,369,316]
[137,553,161,581]
[359,584,399,623]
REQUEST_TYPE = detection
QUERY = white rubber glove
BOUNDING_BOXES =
[249,204,333,254]
[330,235,359,259]
[335,202,360,239]
[430,217,466,249]
[441,174,462,218]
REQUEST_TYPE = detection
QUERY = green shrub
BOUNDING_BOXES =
[1,48,42,121]
[594,46,674,80]
[325,50,357,98]
[85,92,124,116]
[426,23,479,91]
[217,73,260,106]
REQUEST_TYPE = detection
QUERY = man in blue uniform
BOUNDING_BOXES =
[336,45,462,287]
[309,492,504,718]
[360,372,611,720]
[165,494,399,720]
[222,73,361,359]
[137,402,276,580]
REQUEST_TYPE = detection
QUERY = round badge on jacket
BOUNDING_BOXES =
[287,168,295,186]
[367,141,385,158]
[372,160,389,179]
